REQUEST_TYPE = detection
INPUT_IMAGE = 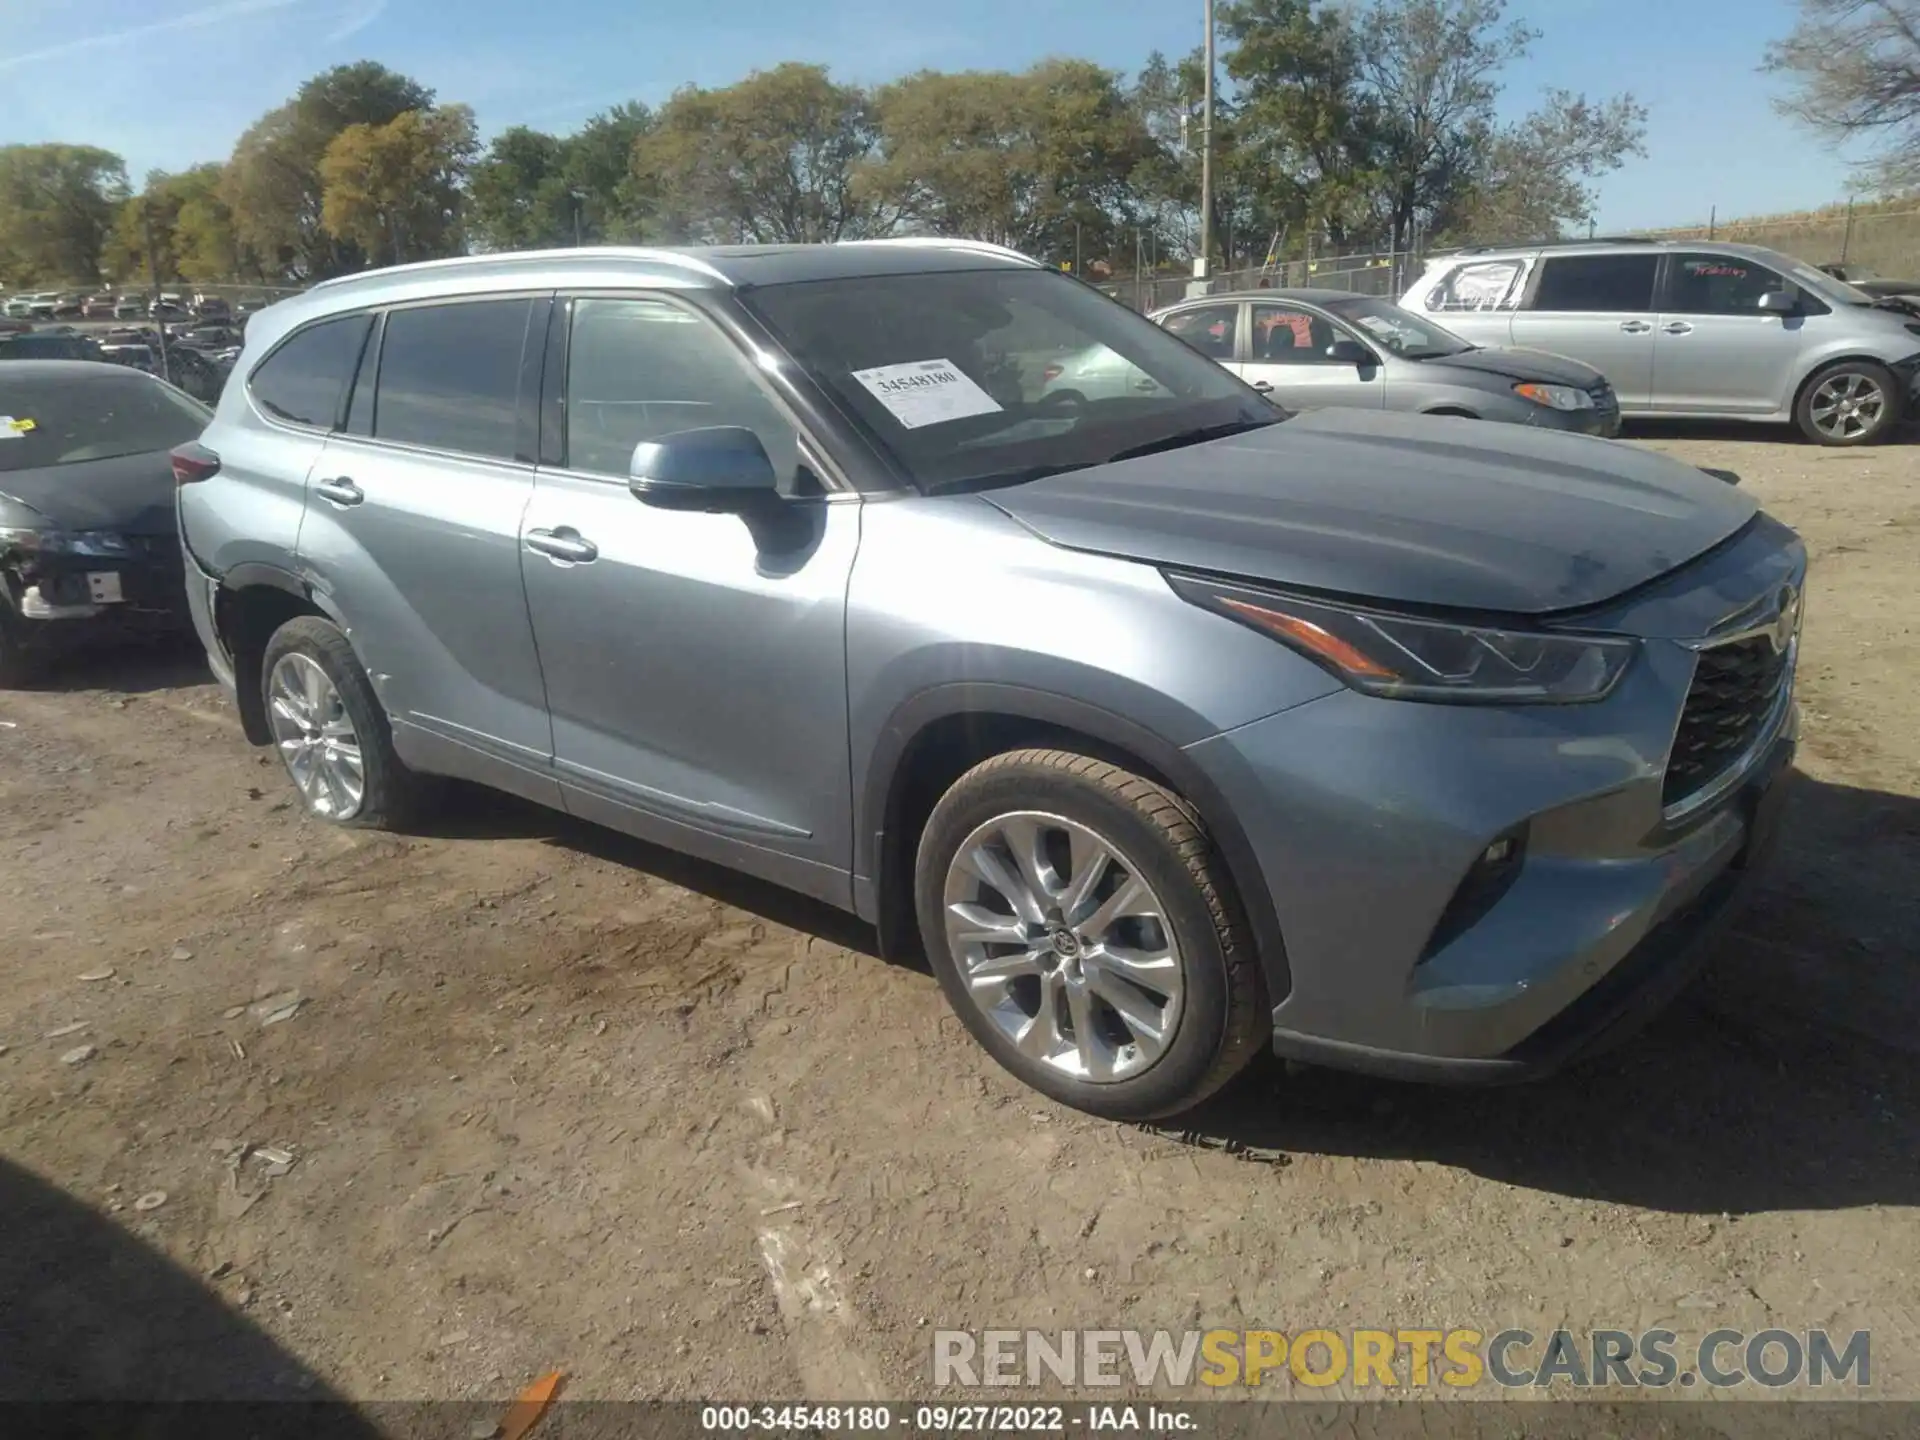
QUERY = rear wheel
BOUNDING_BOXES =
[260,616,427,829]
[914,748,1268,1120]
[1796,360,1900,446]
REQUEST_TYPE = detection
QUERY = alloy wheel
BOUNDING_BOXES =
[266,652,366,820]
[1809,372,1887,441]
[940,810,1184,1083]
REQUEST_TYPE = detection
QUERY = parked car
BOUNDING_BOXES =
[1402,239,1920,445]
[0,333,104,362]
[192,295,232,318]
[100,343,158,372]
[113,297,146,320]
[81,295,117,319]
[176,323,243,350]
[0,361,208,683]
[1,296,35,319]
[177,241,1802,1119]
[1147,289,1620,434]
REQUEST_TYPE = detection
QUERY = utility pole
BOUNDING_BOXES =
[142,202,172,387]
[1198,0,1215,288]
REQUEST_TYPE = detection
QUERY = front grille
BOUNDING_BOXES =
[1662,635,1792,809]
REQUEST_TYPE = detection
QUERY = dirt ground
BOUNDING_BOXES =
[1,423,1917,1408]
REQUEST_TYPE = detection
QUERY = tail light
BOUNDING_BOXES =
[1042,363,1065,383]
[170,441,220,486]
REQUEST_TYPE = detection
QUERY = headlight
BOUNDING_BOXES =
[1513,381,1594,411]
[1168,575,1637,704]
[0,527,135,557]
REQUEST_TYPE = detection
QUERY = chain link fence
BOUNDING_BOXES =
[1111,248,1420,313]
[1645,207,1920,280]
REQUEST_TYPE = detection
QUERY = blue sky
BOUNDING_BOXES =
[0,0,1869,231]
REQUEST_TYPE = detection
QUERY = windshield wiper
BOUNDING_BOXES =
[921,461,1095,496]
[1103,418,1280,465]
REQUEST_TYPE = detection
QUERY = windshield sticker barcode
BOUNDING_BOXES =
[849,359,1003,430]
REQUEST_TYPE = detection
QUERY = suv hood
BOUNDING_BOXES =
[983,408,1757,615]
[1423,344,1601,387]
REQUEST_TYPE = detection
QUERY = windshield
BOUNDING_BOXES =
[1320,296,1473,359]
[740,267,1279,492]
[1764,250,1875,306]
[0,369,210,473]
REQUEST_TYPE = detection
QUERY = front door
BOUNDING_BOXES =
[519,294,859,905]
[1509,252,1661,410]
[1240,302,1387,410]
[294,296,556,789]
[1653,252,1809,413]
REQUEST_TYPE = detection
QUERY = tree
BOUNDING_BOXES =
[103,165,245,284]
[466,126,576,251]
[566,102,655,241]
[640,64,891,243]
[224,62,435,280]
[0,143,129,284]
[319,105,478,266]
[871,60,1158,262]
[1767,0,1920,191]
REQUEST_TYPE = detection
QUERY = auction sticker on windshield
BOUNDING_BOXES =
[850,359,1002,430]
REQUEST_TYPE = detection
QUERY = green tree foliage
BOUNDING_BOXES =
[224,62,435,280]
[870,60,1158,260]
[466,104,654,251]
[319,105,478,265]
[639,63,892,243]
[103,165,245,283]
[0,143,129,285]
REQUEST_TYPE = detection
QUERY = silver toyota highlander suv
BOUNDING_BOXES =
[176,240,1804,1119]
[1402,238,1920,445]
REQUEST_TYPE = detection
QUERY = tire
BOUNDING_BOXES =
[914,748,1269,1120]
[0,597,40,688]
[259,615,427,829]
[1795,360,1900,446]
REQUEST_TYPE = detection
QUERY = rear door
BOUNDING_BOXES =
[1158,302,1242,372]
[1653,252,1808,413]
[1510,253,1660,409]
[1241,301,1386,410]
[294,295,557,793]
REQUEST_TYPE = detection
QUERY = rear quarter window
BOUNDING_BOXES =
[248,313,373,428]
[1425,259,1528,312]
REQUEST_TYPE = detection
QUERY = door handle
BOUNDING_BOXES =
[1249,380,1274,393]
[1662,321,1694,335]
[525,527,599,564]
[1619,320,1653,334]
[313,477,363,506]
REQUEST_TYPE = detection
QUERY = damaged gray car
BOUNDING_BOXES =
[0,361,207,683]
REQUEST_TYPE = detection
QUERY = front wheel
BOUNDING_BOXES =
[1796,361,1901,446]
[914,748,1269,1120]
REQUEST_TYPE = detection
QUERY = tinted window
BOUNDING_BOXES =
[565,298,799,482]
[0,370,210,474]
[249,313,371,427]
[374,299,530,459]
[1666,253,1789,315]
[1160,303,1239,360]
[1250,304,1336,364]
[1530,254,1659,313]
[1426,259,1527,312]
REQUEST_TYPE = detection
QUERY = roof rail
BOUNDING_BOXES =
[857,236,1042,267]
[1448,234,1671,256]
[307,246,731,291]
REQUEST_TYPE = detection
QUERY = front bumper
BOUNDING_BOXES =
[1181,519,1802,1083]
[4,541,191,651]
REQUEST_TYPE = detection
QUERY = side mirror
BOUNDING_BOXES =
[1757,291,1796,315]
[1326,337,1373,365]
[629,426,779,512]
